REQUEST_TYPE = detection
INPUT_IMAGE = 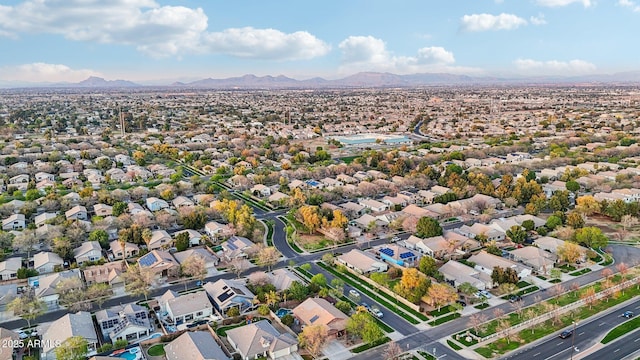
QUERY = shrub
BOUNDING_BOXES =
[281,314,294,326]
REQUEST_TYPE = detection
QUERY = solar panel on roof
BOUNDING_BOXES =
[400,252,415,259]
[309,315,319,323]
[226,241,237,251]
[380,248,394,256]
[138,252,157,267]
[217,290,233,303]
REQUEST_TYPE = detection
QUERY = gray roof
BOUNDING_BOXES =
[41,311,97,354]
[226,320,297,359]
[166,291,212,317]
[164,331,230,360]
[172,248,218,265]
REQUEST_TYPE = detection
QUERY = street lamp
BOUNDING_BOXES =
[570,321,577,360]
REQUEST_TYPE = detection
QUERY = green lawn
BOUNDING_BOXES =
[475,303,490,310]
[351,336,390,353]
[569,268,592,276]
[517,286,539,296]
[147,344,166,356]
[558,264,577,273]
[418,351,436,360]
[602,317,640,344]
[447,339,463,350]
[429,305,453,317]
[516,281,531,289]
[428,312,461,326]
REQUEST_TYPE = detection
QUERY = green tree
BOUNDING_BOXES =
[88,229,110,249]
[112,201,128,216]
[335,300,352,314]
[418,255,438,277]
[566,212,585,229]
[287,281,309,301]
[55,336,88,360]
[546,215,563,230]
[7,290,45,328]
[416,217,442,238]
[310,273,327,287]
[506,225,526,244]
[574,226,608,248]
[521,220,535,232]
[393,268,430,304]
[566,180,580,192]
[180,208,208,229]
[175,232,190,252]
[458,282,478,304]
[25,189,41,202]
[346,311,384,343]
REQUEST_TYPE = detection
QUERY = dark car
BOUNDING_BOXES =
[623,311,635,318]
[456,300,467,307]
[187,319,208,328]
[360,302,371,310]
[509,295,523,303]
[559,330,573,339]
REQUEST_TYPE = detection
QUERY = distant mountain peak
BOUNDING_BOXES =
[76,76,140,87]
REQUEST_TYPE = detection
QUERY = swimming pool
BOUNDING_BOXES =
[115,347,141,360]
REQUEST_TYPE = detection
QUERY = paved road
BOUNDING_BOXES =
[501,297,640,360]
[582,329,640,360]
[309,262,418,336]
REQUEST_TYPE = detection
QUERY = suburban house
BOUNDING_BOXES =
[339,202,366,218]
[292,298,348,337]
[158,290,213,325]
[82,262,125,286]
[93,203,113,217]
[375,244,418,267]
[2,214,25,231]
[508,246,558,274]
[65,205,88,221]
[110,240,139,259]
[220,236,256,260]
[147,230,173,251]
[456,223,506,242]
[251,184,272,197]
[33,252,64,274]
[95,303,153,343]
[226,320,298,360]
[73,241,103,266]
[41,311,98,360]
[204,221,234,239]
[269,268,304,291]
[467,251,533,280]
[358,198,389,213]
[172,196,195,208]
[0,328,19,360]
[33,269,81,307]
[404,232,480,260]
[146,197,169,212]
[439,260,493,290]
[0,257,21,281]
[337,249,388,274]
[204,279,256,315]
[164,331,231,360]
[352,213,388,230]
[173,248,219,272]
[35,172,55,182]
[533,236,587,262]
[137,250,180,278]
[174,229,203,247]
[34,212,57,228]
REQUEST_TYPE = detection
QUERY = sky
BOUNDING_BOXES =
[0,0,639,84]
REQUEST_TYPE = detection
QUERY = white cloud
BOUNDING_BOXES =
[338,36,477,75]
[535,0,592,7]
[0,63,101,82]
[202,27,330,60]
[619,0,640,12]
[514,58,597,74]
[0,0,329,60]
[460,13,528,32]
[530,14,547,25]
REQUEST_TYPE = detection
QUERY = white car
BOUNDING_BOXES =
[349,289,361,298]
[391,236,401,242]
[370,307,384,318]
[480,290,492,298]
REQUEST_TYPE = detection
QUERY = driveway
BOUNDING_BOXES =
[322,339,352,360]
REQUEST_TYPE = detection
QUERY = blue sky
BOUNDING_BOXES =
[0,0,638,84]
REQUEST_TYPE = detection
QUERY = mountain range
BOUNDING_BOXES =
[4,71,640,89]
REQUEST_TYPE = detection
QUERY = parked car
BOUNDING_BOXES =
[480,290,492,298]
[360,302,371,310]
[509,295,522,303]
[559,330,573,339]
[456,300,467,307]
[391,236,401,242]
[349,289,361,298]
[623,311,635,318]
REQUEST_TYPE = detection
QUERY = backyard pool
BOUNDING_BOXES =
[275,308,292,318]
[114,347,142,360]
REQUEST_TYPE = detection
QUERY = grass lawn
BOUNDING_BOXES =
[475,303,490,310]
[517,286,540,296]
[569,268,592,276]
[549,279,562,284]
[147,344,166,356]
[602,317,640,344]
[454,332,479,346]
[430,305,453,317]
[516,281,531,288]
[352,336,390,353]
[265,220,274,246]
[418,351,436,360]
[537,275,548,280]
[558,264,577,273]
[447,339,463,350]
[428,312,460,326]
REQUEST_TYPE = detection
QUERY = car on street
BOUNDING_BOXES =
[559,330,573,339]
[480,290,492,298]
[370,307,384,318]
[360,302,371,310]
[18,331,28,339]
[391,236,401,242]
[456,300,467,307]
[623,311,635,318]
[509,295,522,303]
[349,289,361,298]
